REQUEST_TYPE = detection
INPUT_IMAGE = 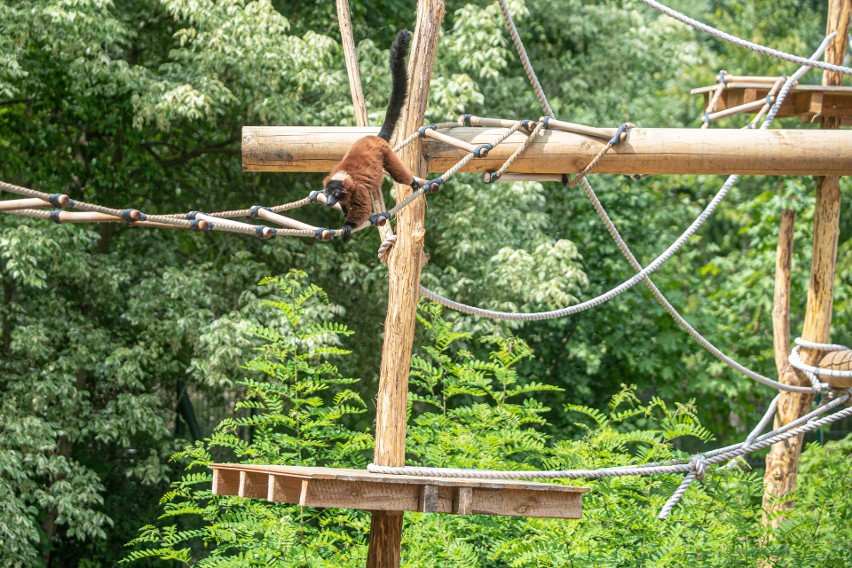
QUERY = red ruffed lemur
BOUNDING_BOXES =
[322,29,417,242]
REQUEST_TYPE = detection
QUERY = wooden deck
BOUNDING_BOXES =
[692,80,852,125]
[211,463,590,519]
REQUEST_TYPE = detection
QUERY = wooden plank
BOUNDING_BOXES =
[268,474,302,503]
[469,487,583,519]
[453,487,473,515]
[239,471,269,499]
[302,478,420,511]
[819,349,852,388]
[212,468,240,496]
[209,464,588,519]
[211,464,588,493]
[241,126,852,176]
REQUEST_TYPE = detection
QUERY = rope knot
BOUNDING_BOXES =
[417,124,438,137]
[473,143,493,158]
[689,455,708,480]
[608,123,633,146]
[378,234,397,265]
[370,212,391,226]
[249,205,268,218]
[424,178,444,194]
[308,190,321,203]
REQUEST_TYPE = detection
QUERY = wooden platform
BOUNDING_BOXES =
[211,463,589,519]
[691,81,852,125]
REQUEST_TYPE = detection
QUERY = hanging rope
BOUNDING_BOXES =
[416,36,835,396]
[638,0,852,76]
[495,0,555,118]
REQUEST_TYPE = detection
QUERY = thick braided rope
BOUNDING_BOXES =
[790,345,852,379]
[638,0,852,76]
[576,177,817,394]
[367,398,852,479]
[496,0,555,118]
[795,337,849,352]
[658,456,706,520]
[562,41,832,391]
[419,169,736,321]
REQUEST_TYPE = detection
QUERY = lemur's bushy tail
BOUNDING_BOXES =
[377,29,411,141]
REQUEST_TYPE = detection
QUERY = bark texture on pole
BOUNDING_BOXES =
[366,2,445,567]
[762,0,849,527]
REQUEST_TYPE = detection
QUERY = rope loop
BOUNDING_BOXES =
[424,177,444,194]
[370,211,391,226]
[473,143,493,158]
[256,226,275,239]
[249,205,268,218]
[461,113,472,126]
[417,124,438,137]
[520,119,537,132]
[314,228,334,241]
[48,193,70,208]
[608,123,633,146]
[121,208,143,223]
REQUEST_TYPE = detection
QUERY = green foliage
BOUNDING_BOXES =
[122,270,373,565]
[127,291,852,566]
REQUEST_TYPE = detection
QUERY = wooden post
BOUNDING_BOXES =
[366,2,445,567]
[762,1,849,526]
[336,0,369,128]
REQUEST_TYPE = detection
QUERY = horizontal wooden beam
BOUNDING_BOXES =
[242,126,852,176]
[211,463,588,519]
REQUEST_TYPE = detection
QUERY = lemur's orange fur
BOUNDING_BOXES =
[323,30,414,242]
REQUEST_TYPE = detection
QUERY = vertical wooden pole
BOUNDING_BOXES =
[366,2,445,567]
[762,0,849,525]
[337,0,370,128]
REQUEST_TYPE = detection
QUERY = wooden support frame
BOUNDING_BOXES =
[241,126,852,176]
[211,464,589,519]
[692,82,852,126]
[763,0,850,529]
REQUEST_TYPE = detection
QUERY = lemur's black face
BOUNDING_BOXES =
[323,179,346,206]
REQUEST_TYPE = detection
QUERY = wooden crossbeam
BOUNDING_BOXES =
[241,126,852,176]
[211,464,589,519]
